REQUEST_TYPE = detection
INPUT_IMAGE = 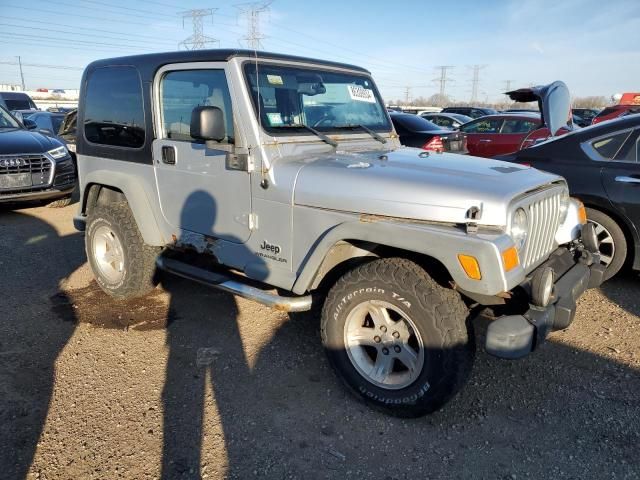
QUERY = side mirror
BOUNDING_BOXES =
[23,118,37,130]
[190,106,225,144]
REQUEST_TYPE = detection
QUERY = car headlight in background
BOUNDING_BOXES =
[510,208,529,251]
[558,189,570,224]
[47,146,68,159]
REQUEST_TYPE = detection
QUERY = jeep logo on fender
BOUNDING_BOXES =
[260,240,281,255]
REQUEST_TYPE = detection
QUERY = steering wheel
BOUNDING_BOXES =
[312,116,334,128]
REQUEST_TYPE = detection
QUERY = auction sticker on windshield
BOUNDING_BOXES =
[348,85,376,103]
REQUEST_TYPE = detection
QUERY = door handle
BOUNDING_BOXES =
[161,145,176,165]
[615,176,640,184]
[479,139,492,143]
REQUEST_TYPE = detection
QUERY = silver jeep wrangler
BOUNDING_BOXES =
[74,50,604,417]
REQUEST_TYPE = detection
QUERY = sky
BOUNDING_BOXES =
[0,0,638,104]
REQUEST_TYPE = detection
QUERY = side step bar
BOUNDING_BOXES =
[156,257,313,312]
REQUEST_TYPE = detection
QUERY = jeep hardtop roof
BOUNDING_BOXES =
[84,49,369,80]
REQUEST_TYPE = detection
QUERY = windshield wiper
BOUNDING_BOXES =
[333,124,387,144]
[270,124,337,148]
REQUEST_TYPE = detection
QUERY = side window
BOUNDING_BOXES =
[501,119,538,134]
[592,131,632,160]
[461,118,502,133]
[435,117,452,127]
[616,132,639,162]
[32,115,51,131]
[84,66,145,148]
[160,69,234,144]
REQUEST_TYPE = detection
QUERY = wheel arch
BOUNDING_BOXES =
[82,175,165,246]
[582,199,638,269]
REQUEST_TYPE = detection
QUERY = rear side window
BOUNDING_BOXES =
[501,119,538,134]
[616,132,639,162]
[594,107,619,119]
[84,66,145,148]
[591,131,632,159]
[461,118,503,133]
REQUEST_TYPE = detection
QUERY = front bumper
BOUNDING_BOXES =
[485,243,605,359]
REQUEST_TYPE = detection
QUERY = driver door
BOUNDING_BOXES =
[153,64,252,243]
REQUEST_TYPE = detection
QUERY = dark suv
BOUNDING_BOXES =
[0,105,76,207]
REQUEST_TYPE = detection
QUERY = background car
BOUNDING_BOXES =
[419,112,472,130]
[592,105,640,124]
[496,114,640,280]
[24,111,66,138]
[389,112,467,153]
[441,106,498,119]
[0,91,38,111]
[459,113,543,157]
[572,108,600,125]
[0,104,75,208]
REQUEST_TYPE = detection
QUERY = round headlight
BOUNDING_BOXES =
[510,208,528,251]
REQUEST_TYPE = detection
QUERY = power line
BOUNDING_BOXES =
[235,1,272,49]
[2,15,180,42]
[0,23,175,47]
[0,32,160,51]
[0,61,84,71]
[3,4,157,27]
[179,9,219,50]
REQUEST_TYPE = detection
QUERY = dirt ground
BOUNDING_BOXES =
[1,204,639,480]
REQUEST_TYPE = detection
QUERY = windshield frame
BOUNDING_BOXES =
[242,60,392,137]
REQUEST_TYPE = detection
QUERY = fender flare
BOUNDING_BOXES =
[82,170,165,246]
[291,220,516,296]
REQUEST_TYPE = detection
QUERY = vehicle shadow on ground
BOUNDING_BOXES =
[156,192,640,479]
[0,207,83,480]
[156,285,640,479]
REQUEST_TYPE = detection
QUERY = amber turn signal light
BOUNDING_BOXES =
[502,247,520,272]
[458,254,482,280]
[577,201,588,225]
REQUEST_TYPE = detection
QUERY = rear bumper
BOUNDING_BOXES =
[485,245,605,359]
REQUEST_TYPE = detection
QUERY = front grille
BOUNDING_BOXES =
[0,154,53,191]
[521,192,562,270]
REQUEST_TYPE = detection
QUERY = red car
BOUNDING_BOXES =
[461,82,574,158]
[592,94,640,124]
[460,113,546,157]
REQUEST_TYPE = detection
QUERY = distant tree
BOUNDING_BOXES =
[572,96,609,109]
[427,93,450,107]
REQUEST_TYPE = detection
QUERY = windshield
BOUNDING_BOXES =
[4,98,36,110]
[0,106,20,129]
[244,63,391,134]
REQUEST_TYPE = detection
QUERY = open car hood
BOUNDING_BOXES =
[505,81,571,136]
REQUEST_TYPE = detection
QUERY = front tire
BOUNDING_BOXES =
[321,258,473,417]
[86,202,160,299]
[586,208,627,281]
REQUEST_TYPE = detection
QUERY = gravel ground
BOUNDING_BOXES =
[1,205,639,480]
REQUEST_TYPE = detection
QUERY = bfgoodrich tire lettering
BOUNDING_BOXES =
[321,258,473,417]
[86,202,160,299]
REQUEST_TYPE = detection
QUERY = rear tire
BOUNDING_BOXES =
[321,258,473,417]
[586,208,627,281]
[86,202,160,299]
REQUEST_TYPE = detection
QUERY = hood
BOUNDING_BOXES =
[0,128,61,155]
[505,81,571,136]
[293,148,564,226]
